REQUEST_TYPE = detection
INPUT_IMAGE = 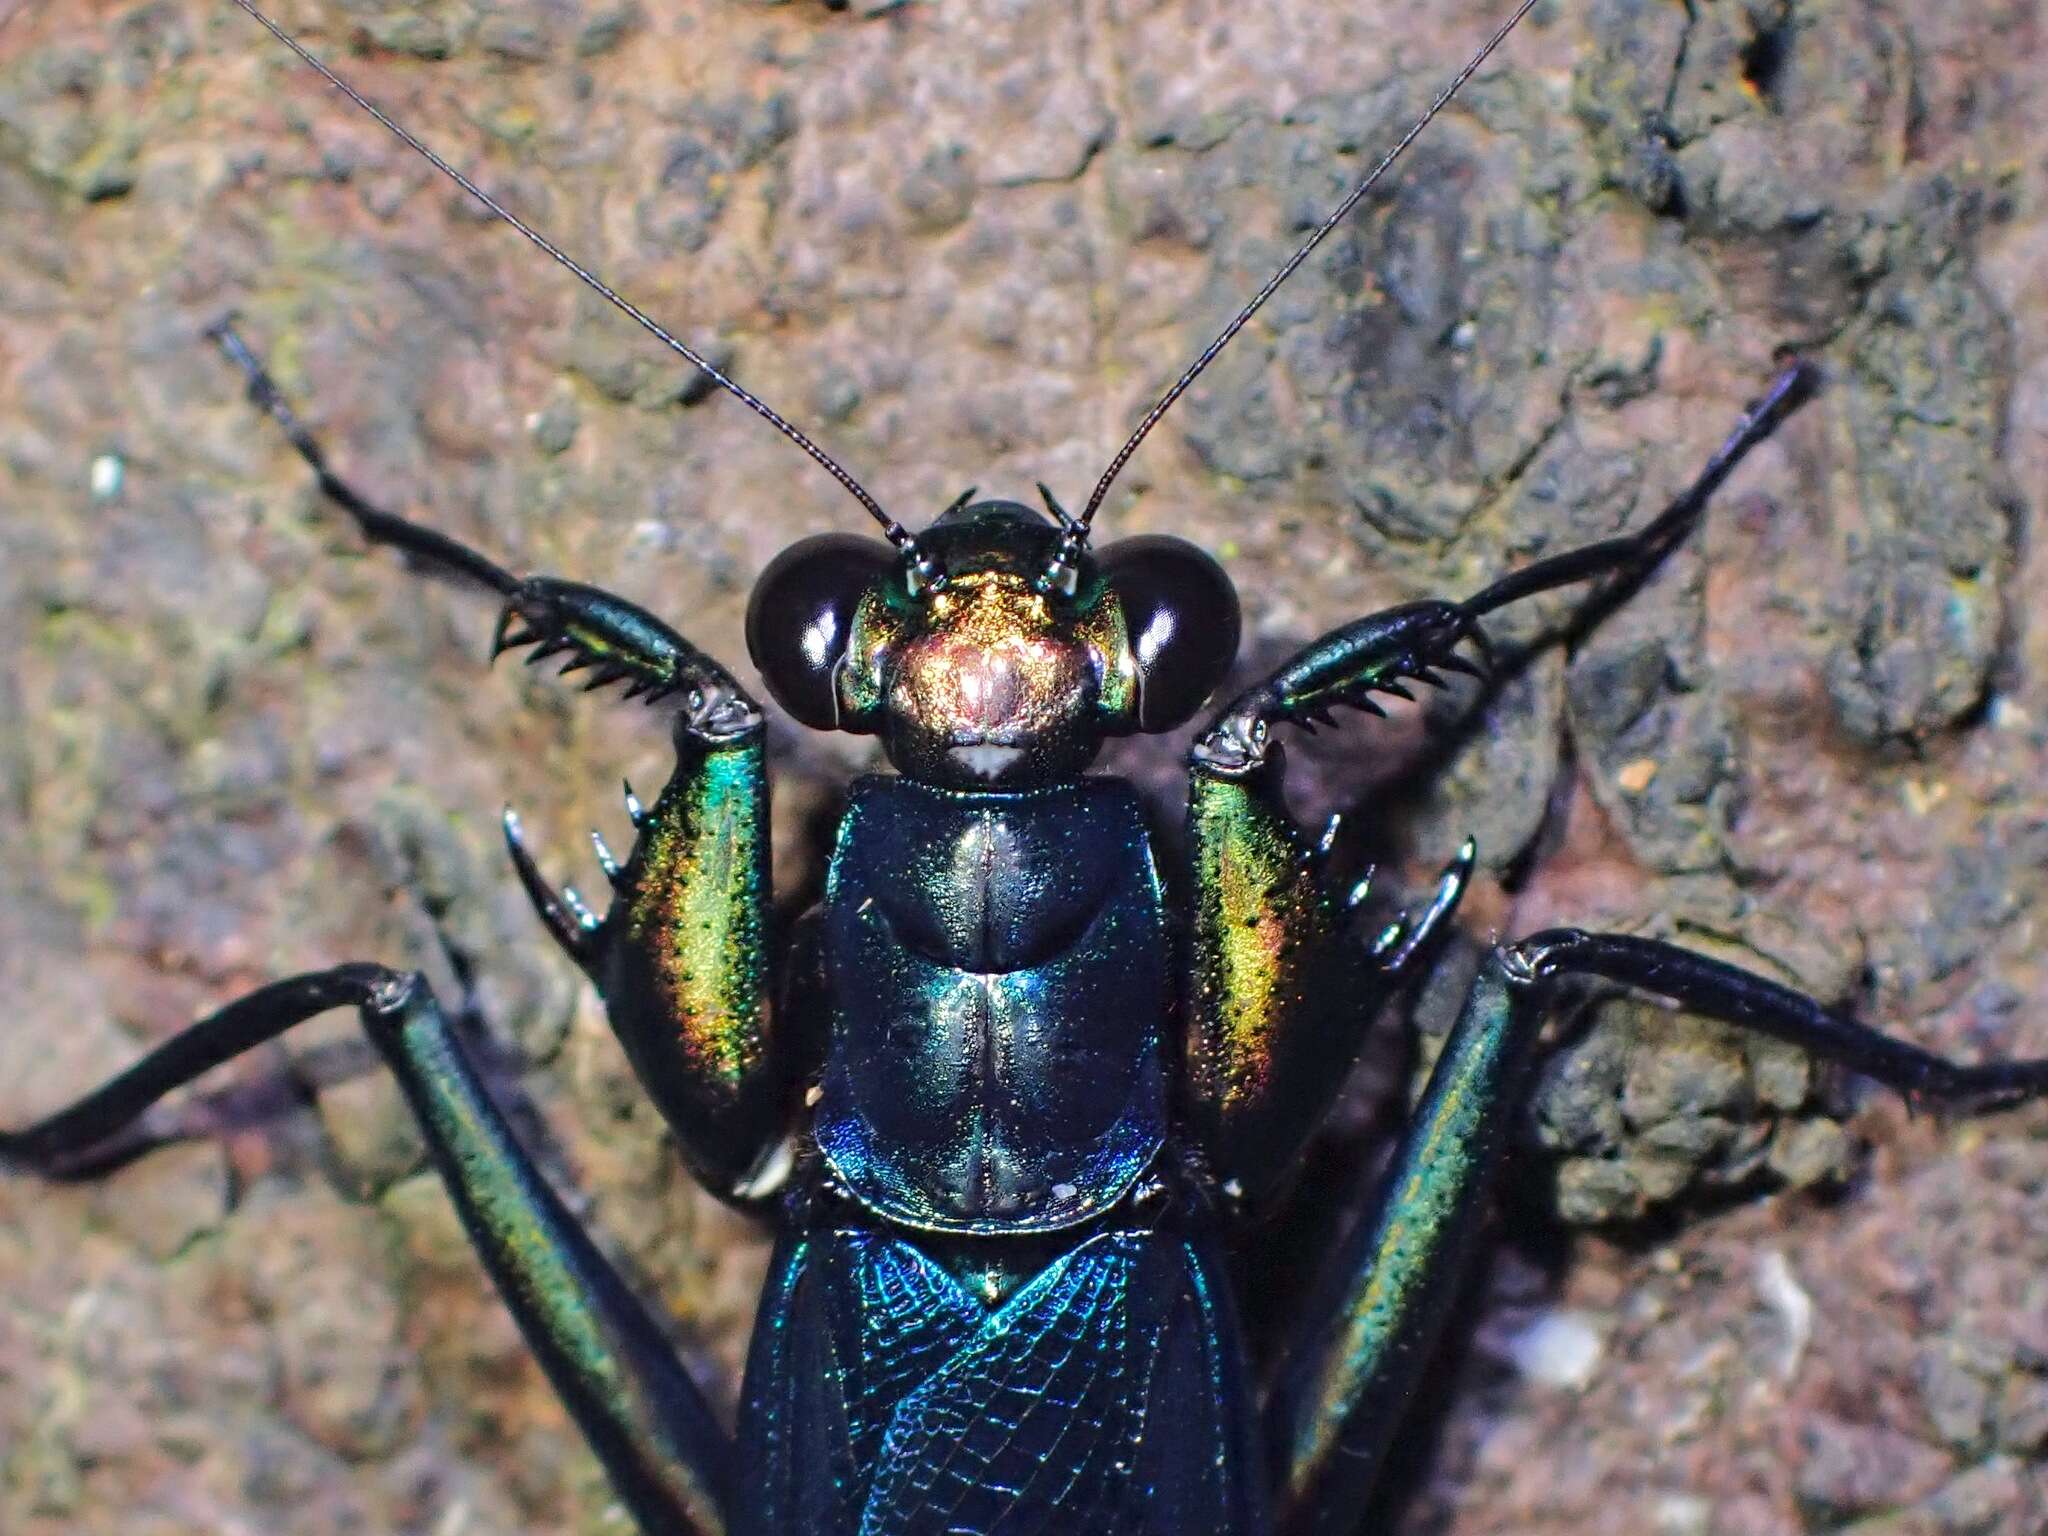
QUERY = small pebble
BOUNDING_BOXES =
[1653,1493,1711,1536]
[528,389,580,455]
[1989,696,2030,731]
[1754,1249,1812,1381]
[89,451,124,501]
[1507,1309,1604,1389]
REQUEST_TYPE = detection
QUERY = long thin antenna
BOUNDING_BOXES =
[1077,0,1543,531]
[225,0,910,547]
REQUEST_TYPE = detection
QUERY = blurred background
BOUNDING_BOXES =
[3,0,2047,1530]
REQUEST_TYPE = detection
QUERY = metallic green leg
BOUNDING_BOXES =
[1182,767,1473,1208]
[1,965,733,1536]
[218,322,786,1200]
[1271,919,2048,1535]
[504,729,784,1200]
[1266,956,1540,1536]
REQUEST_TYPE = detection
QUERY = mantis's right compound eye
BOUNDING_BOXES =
[746,533,896,730]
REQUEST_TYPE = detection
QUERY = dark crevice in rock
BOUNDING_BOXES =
[1738,19,1794,112]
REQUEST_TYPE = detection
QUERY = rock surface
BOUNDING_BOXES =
[3,0,2047,1532]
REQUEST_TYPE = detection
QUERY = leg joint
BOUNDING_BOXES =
[1496,926,1593,988]
[347,964,423,1020]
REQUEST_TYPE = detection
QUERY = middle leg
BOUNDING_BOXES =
[1265,931,2048,1536]
[2,965,736,1536]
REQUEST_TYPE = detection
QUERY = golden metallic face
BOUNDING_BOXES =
[817,499,1154,790]
[883,571,1106,788]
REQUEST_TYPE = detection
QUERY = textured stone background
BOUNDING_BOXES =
[4,0,2048,1531]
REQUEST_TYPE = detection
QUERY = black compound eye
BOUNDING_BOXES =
[746,533,896,730]
[1097,535,1240,732]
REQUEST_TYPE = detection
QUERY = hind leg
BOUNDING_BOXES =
[3,964,734,1536]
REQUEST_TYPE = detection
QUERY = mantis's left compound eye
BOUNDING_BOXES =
[747,533,896,730]
[1097,535,1241,732]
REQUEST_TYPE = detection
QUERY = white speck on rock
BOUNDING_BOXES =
[1507,1309,1604,1390]
[89,452,124,501]
[1653,1492,1711,1536]
[1754,1248,1812,1381]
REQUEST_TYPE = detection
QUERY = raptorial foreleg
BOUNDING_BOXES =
[1182,365,1815,1204]
[1182,768,1475,1204]
[215,322,785,1196]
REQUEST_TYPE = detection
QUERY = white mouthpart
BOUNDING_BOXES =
[951,744,1024,779]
